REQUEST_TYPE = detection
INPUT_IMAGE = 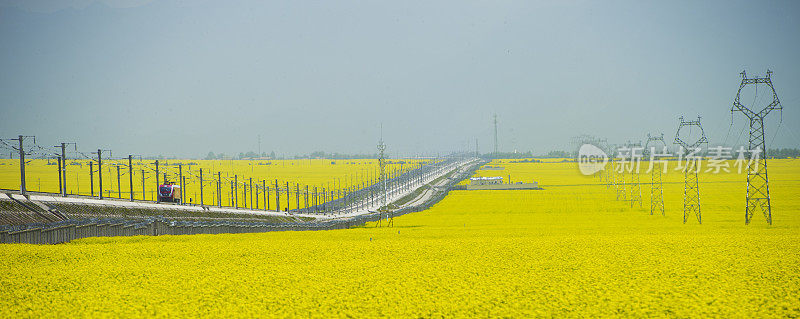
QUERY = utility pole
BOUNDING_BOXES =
[182,175,187,204]
[96,149,104,199]
[18,135,26,195]
[199,168,204,206]
[250,177,254,209]
[57,156,63,195]
[275,179,280,212]
[234,175,238,209]
[116,165,122,198]
[154,160,159,201]
[178,164,183,205]
[217,172,222,207]
[54,142,75,197]
[128,155,134,201]
[322,187,327,213]
[9,135,35,195]
[674,116,708,224]
[732,70,782,225]
[89,161,94,197]
[141,169,146,201]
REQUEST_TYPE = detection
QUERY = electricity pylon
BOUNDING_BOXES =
[376,127,390,227]
[605,144,615,190]
[609,144,619,195]
[674,116,707,224]
[611,156,618,192]
[616,145,627,201]
[627,140,643,209]
[600,140,612,185]
[644,133,666,216]
[732,70,782,225]
[573,135,607,180]
[609,144,626,200]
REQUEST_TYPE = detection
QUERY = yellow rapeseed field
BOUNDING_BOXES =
[0,159,422,209]
[1,159,798,317]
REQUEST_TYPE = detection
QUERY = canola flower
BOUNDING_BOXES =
[0,159,798,317]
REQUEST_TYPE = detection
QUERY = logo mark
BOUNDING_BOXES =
[578,144,608,175]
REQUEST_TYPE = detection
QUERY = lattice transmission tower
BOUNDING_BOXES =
[627,140,643,209]
[644,133,666,216]
[598,139,610,183]
[572,134,608,180]
[610,144,627,201]
[609,144,618,193]
[376,127,391,227]
[605,144,615,190]
[674,116,707,224]
[615,144,627,201]
[732,70,782,225]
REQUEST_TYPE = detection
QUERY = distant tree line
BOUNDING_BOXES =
[93,147,800,161]
[304,151,378,159]
[480,148,800,160]
[204,151,273,160]
[480,150,571,159]
[481,151,535,159]
[768,148,800,159]
[202,150,378,160]
[541,150,572,158]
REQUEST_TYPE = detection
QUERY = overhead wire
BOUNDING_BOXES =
[768,108,783,150]
[723,110,735,147]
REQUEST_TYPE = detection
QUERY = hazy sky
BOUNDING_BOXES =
[1,0,798,158]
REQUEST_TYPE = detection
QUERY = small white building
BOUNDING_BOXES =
[466,176,540,190]
[480,165,505,170]
[469,176,503,186]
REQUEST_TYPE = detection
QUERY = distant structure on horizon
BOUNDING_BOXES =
[466,176,541,190]
[493,114,499,155]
